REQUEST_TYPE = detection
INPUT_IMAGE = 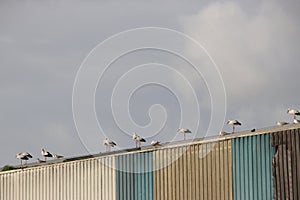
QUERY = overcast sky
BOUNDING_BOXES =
[1,0,300,167]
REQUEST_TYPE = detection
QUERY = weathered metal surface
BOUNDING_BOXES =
[232,133,274,200]
[153,140,232,200]
[116,151,153,200]
[271,128,300,200]
[1,125,300,200]
[0,156,116,200]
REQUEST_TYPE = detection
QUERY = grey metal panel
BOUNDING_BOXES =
[271,128,300,200]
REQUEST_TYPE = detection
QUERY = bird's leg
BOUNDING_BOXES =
[294,115,296,120]
[232,126,235,134]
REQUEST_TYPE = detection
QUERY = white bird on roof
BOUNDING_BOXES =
[287,108,300,119]
[53,154,64,159]
[293,119,300,124]
[219,131,230,136]
[37,158,46,163]
[177,128,192,140]
[133,133,146,148]
[151,140,160,146]
[227,120,241,133]
[277,121,289,126]
[103,138,117,152]
[16,152,32,166]
[41,148,53,161]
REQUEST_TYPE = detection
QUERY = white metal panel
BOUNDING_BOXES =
[0,156,116,200]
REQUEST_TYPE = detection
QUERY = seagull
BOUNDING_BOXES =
[293,119,300,124]
[287,108,300,119]
[251,129,256,132]
[133,133,146,148]
[276,121,289,126]
[16,152,32,166]
[53,154,64,159]
[37,158,46,163]
[177,128,192,140]
[41,148,53,161]
[151,140,160,146]
[219,131,230,136]
[227,120,241,133]
[103,138,117,152]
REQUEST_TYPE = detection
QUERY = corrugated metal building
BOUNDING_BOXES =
[271,128,300,200]
[1,124,300,200]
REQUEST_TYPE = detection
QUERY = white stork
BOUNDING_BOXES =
[227,120,241,133]
[151,140,160,146]
[103,138,117,152]
[293,119,300,124]
[16,152,32,166]
[287,108,300,120]
[133,133,146,148]
[41,148,53,161]
[276,121,289,126]
[177,128,192,140]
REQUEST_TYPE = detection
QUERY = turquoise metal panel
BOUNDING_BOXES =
[232,134,275,200]
[116,152,153,200]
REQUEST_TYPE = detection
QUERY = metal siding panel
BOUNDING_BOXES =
[0,157,116,200]
[153,140,233,200]
[271,128,300,200]
[296,129,300,200]
[232,134,274,200]
[116,152,153,200]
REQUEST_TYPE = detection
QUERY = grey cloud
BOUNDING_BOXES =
[1,0,299,167]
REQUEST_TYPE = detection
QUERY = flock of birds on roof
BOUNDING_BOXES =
[15,148,63,167]
[16,108,300,166]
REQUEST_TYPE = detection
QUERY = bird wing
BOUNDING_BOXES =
[140,138,146,142]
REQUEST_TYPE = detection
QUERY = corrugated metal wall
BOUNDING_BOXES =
[2,127,300,200]
[0,156,116,200]
[232,134,275,200]
[271,128,300,200]
[116,152,153,200]
[153,140,233,200]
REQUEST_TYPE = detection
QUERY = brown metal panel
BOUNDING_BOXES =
[291,129,297,200]
[283,131,289,199]
[287,132,293,200]
[296,129,300,200]
[271,128,300,200]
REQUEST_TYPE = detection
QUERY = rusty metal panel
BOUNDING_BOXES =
[153,140,232,200]
[0,156,116,200]
[271,128,300,200]
[232,133,275,200]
